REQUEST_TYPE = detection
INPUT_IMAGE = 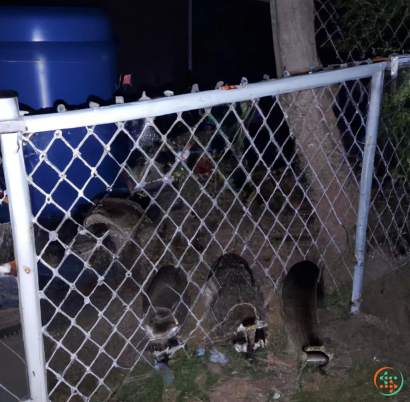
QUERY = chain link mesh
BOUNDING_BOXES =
[0,210,28,401]
[366,73,410,275]
[19,77,382,400]
[0,336,28,402]
[315,0,410,63]
[315,0,410,274]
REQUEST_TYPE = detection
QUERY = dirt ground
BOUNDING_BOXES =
[107,261,410,402]
[293,261,410,402]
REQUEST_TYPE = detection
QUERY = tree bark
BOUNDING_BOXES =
[271,0,358,291]
[270,0,319,75]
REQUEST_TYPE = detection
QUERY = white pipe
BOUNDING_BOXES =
[351,69,385,314]
[22,63,387,134]
[0,93,48,401]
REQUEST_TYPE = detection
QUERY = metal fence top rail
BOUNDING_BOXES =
[16,62,387,134]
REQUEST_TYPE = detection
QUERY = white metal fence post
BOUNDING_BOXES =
[0,91,48,401]
[351,69,386,314]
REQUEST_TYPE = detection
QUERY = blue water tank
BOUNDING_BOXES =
[0,7,117,109]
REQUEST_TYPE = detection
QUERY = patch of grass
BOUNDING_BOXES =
[219,344,278,381]
[292,366,381,402]
[113,362,164,402]
[170,348,219,402]
[112,350,220,402]
[114,344,284,402]
[321,285,352,318]
[296,365,410,401]
[205,369,220,390]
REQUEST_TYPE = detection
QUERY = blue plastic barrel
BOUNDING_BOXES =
[0,7,117,109]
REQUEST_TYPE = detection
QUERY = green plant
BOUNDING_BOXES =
[170,351,218,402]
[291,366,379,402]
[333,0,410,56]
[380,75,410,179]
[321,285,352,317]
[113,363,164,402]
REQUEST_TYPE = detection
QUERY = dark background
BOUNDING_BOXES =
[0,0,275,96]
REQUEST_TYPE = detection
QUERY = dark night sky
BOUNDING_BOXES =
[193,0,275,89]
[0,0,275,96]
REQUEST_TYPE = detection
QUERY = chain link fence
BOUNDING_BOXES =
[0,213,29,401]
[0,336,29,402]
[366,71,410,273]
[0,64,379,400]
[315,0,410,63]
[315,0,410,273]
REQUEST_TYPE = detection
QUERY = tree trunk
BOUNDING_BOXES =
[270,0,319,75]
[271,0,358,291]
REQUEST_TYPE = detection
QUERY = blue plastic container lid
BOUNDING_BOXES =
[0,7,112,42]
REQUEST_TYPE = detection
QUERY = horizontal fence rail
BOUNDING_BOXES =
[5,63,387,135]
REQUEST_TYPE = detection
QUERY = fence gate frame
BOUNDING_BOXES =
[0,62,386,401]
